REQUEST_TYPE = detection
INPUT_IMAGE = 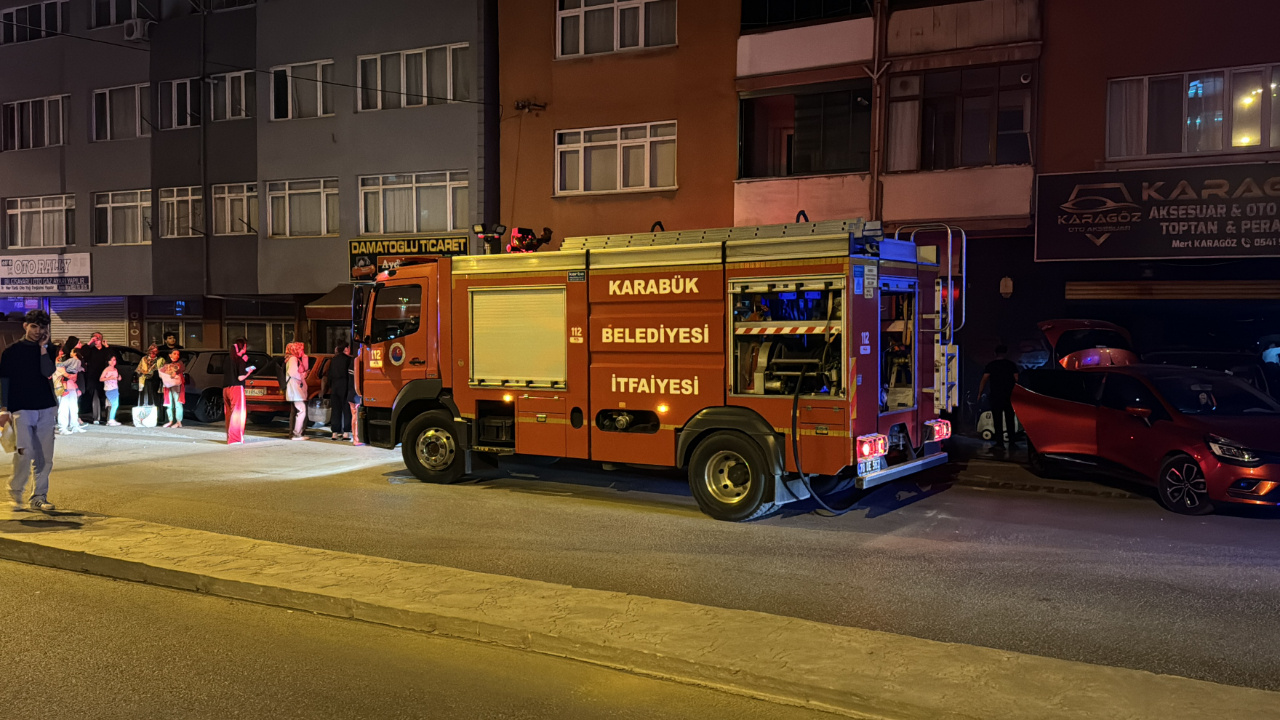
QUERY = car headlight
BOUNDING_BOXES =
[1206,435,1262,464]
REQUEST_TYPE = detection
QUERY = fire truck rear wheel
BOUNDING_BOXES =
[402,410,465,484]
[688,431,774,522]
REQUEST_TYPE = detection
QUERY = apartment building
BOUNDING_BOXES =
[1022,0,1280,356]
[0,0,496,352]
[498,0,740,242]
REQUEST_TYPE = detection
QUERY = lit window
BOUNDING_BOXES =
[212,184,258,235]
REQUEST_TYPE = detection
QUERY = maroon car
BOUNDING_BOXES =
[1013,365,1280,515]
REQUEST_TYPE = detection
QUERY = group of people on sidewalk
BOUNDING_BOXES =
[0,310,367,513]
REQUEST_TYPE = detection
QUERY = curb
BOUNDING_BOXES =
[1,514,1276,720]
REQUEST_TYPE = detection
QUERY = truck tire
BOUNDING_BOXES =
[688,431,775,522]
[402,410,465,484]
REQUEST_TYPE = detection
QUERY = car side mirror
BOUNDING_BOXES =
[1126,405,1153,424]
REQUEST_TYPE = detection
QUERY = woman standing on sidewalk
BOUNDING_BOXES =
[100,355,122,426]
[284,342,309,441]
[159,349,186,429]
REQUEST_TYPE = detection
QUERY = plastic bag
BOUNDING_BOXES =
[0,421,14,454]
[307,398,331,424]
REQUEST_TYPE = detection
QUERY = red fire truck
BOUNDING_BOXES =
[352,219,965,521]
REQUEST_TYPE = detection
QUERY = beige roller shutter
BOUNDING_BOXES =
[469,286,566,388]
[49,297,128,346]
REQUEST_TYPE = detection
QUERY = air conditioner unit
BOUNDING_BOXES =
[123,19,153,42]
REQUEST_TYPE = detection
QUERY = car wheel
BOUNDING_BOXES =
[402,410,465,484]
[1157,455,1214,516]
[688,431,775,522]
[194,390,225,424]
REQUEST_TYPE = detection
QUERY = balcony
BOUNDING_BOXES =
[737,16,874,78]
[734,173,872,227]
[881,165,1033,223]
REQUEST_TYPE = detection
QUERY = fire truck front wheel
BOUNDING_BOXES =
[402,410,465,484]
[688,432,774,522]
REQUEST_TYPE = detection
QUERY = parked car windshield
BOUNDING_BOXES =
[1151,373,1280,416]
[1055,329,1132,357]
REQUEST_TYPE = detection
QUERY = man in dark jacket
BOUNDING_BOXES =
[79,332,115,423]
[978,344,1020,449]
[325,340,353,440]
[0,310,58,512]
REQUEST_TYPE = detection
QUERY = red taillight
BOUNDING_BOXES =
[857,434,888,461]
[925,419,951,442]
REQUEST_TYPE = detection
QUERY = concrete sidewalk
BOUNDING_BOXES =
[1,513,1276,720]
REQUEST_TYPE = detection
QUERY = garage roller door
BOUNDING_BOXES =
[49,297,128,346]
[469,286,566,388]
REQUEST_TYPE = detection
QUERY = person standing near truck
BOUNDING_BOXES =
[978,344,1020,450]
[0,310,59,512]
[223,338,253,445]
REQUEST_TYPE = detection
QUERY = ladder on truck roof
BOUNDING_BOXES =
[559,219,879,251]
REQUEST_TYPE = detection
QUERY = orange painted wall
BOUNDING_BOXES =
[498,0,740,244]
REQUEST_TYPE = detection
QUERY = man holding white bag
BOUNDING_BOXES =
[0,309,59,512]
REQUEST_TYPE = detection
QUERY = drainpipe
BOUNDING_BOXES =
[200,6,210,298]
[867,0,889,222]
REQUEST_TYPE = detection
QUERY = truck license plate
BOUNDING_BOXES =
[246,388,267,397]
[857,460,878,476]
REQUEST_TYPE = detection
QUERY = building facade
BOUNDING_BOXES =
[0,0,496,353]
[498,0,740,242]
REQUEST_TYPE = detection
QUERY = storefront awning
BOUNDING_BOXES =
[305,284,354,321]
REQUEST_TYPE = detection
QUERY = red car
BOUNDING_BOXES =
[245,354,332,418]
[1013,365,1280,515]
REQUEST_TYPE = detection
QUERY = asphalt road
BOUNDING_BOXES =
[0,560,825,720]
[20,424,1280,691]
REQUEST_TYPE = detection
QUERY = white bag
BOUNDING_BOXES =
[132,405,158,428]
[307,398,331,424]
[0,421,15,454]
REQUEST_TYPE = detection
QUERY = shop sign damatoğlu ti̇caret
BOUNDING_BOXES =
[1036,163,1280,261]
[349,237,469,281]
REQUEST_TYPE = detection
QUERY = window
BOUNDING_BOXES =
[159,78,201,129]
[266,179,339,237]
[740,0,864,32]
[740,82,872,178]
[93,84,151,141]
[371,285,422,343]
[212,184,258,236]
[201,0,254,9]
[557,0,676,58]
[1107,64,1280,159]
[1,1,68,44]
[146,320,205,350]
[225,321,293,354]
[360,172,468,234]
[5,195,74,248]
[271,60,335,120]
[886,64,1032,172]
[556,122,676,194]
[357,44,471,110]
[210,70,255,121]
[2,95,66,151]
[93,190,152,245]
[1100,374,1162,414]
[159,187,204,238]
[91,0,136,27]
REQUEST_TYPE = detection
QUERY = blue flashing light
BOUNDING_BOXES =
[804,291,822,300]
[779,292,797,300]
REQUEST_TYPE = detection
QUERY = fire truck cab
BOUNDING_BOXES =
[353,219,963,521]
